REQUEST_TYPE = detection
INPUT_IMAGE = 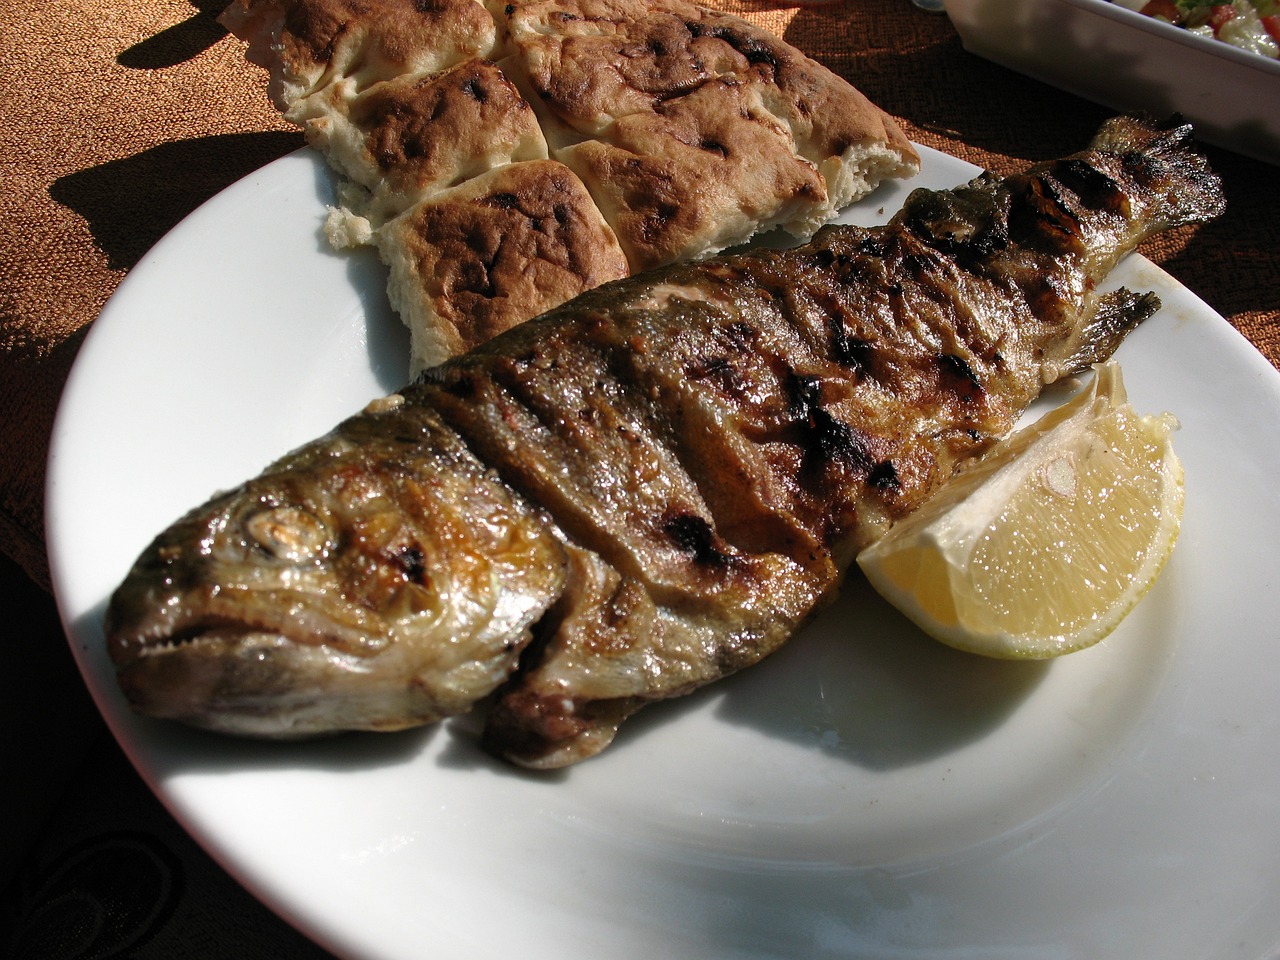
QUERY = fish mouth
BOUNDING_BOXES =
[105,595,421,738]
[109,618,332,737]
[110,622,443,738]
[105,568,391,670]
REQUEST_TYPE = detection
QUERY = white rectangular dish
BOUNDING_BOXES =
[944,0,1280,163]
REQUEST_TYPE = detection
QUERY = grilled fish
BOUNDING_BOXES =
[106,116,1223,768]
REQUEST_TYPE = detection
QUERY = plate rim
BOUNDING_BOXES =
[44,142,1280,960]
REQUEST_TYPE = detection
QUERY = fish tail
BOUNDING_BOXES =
[1088,114,1226,234]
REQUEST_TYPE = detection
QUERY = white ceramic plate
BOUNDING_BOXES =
[47,147,1280,960]
[944,0,1280,164]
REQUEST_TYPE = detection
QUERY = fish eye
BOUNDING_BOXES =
[244,504,330,562]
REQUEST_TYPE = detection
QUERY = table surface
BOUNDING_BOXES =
[2,1,1277,956]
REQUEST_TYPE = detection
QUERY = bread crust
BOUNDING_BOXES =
[220,0,498,111]
[304,59,549,221]
[380,160,630,368]
[556,77,827,270]
[500,0,918,260]
[219,0,921,370]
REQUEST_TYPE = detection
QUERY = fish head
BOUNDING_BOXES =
[105,428,566,738]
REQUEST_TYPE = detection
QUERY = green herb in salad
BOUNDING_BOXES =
[1112,0,1280,57]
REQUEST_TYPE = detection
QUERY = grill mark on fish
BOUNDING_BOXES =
[832,327,873,376]
[1054,157,1127,214]
[105,116,1225,767]
[661,512,736,569]
[784,372,876,478]
[1017,174,1090,253]
[937,352,985,401]
[868,459,900,490]
[389,543,426,582]
[592,272,854,561]
[806,409,877,475]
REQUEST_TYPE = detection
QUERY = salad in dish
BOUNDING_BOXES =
[1111,0,1280,57]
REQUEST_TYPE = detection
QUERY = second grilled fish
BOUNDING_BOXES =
[106,116,1223,768]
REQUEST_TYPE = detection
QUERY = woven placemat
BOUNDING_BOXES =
[3,0,1277,589]
[3,3,1278,957]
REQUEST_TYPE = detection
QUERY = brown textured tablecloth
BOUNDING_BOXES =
[2,1,1277,956]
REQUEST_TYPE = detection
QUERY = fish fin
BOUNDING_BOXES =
[483,540,826,769]
[1051,287,1161,381]
[1049,285,1162,378]
[481,545,662,768]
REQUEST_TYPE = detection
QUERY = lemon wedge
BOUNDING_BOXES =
[856,361,1183,660]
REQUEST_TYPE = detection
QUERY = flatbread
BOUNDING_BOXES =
[220,0,920,373]
[306,58,551,222]
[380,159,632,363]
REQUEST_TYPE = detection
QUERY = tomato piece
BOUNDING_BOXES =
[1139,0,1183,22]
[1207,4,1237,32]
[1263,13,1280,43]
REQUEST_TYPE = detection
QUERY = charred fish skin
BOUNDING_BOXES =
[105,116,1223,764]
